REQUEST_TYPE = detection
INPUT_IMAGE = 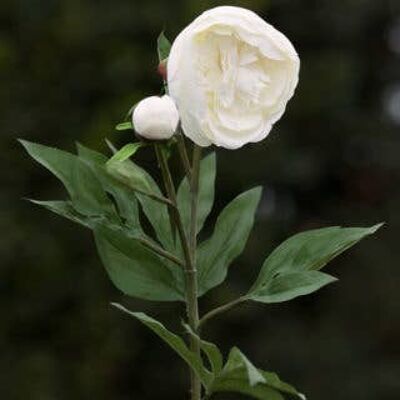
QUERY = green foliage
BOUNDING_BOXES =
[21,141,182,301]
[177,152,216,236]
[197,187,262,296]
[157,31,172,62]
[247,224,382,304]
[21,134,383,400]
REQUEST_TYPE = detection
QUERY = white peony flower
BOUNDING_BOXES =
[167,6,300,149]
[132,95,180,140]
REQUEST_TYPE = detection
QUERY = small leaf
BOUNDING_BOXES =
[197,187,262,297]
[95,225,184,301]
[247,224,383,304]
[177,152,216,236]
[107,143,143,165]
[20,140,115,217]
[115,121,133,131]
[112,305,212,386]
[157,31,171,62]
[209,347,305,400]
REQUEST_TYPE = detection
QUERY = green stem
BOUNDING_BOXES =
[199,297,247,328]
[188,145,202,400]
[154,144,201,399]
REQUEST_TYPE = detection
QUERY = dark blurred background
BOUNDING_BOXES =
[1,0,399,399]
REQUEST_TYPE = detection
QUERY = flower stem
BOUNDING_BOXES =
[154,144,201,399]
[188,145,202,400]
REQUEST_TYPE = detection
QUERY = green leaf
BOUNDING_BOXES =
[249,271,337,304]
[157,31,171,62]
[210,347,305,400]
[112,305,212,386]
[177,152,216,237]
[94,225,184,301]
[77,143,141,232]
[27,199,95,228]
[247,224,382,303]
[183,323,223,375]
[20,140,115,217]
[197,187,262,297]
[115,121,133,131]
[107,143,143,164]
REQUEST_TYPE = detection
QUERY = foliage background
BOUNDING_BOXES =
[1,0,399,399]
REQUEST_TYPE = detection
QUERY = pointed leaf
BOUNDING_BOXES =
[112,305,212,386]
[115,121,133,131]
[20,140,115,217]
[157,31,171,62]
[197,187,262,296]
[94,225,183,301]
[248,224,382,304]
[177,152,216,236]
[107,143,143,164]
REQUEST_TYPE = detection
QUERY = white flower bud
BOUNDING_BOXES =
[132,95,180,140]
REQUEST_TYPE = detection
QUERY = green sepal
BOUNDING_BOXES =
[115,121,133,131]
[157,31,171,62]
[107,142,144,165]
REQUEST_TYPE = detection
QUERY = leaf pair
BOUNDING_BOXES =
[245,224,383,304]
[113,304,304,400]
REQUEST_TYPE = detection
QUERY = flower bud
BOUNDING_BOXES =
[132,95,179,141]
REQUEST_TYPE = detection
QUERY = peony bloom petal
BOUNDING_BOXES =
[167,6,300,149]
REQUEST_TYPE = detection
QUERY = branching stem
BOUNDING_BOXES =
[199,297,247,328]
